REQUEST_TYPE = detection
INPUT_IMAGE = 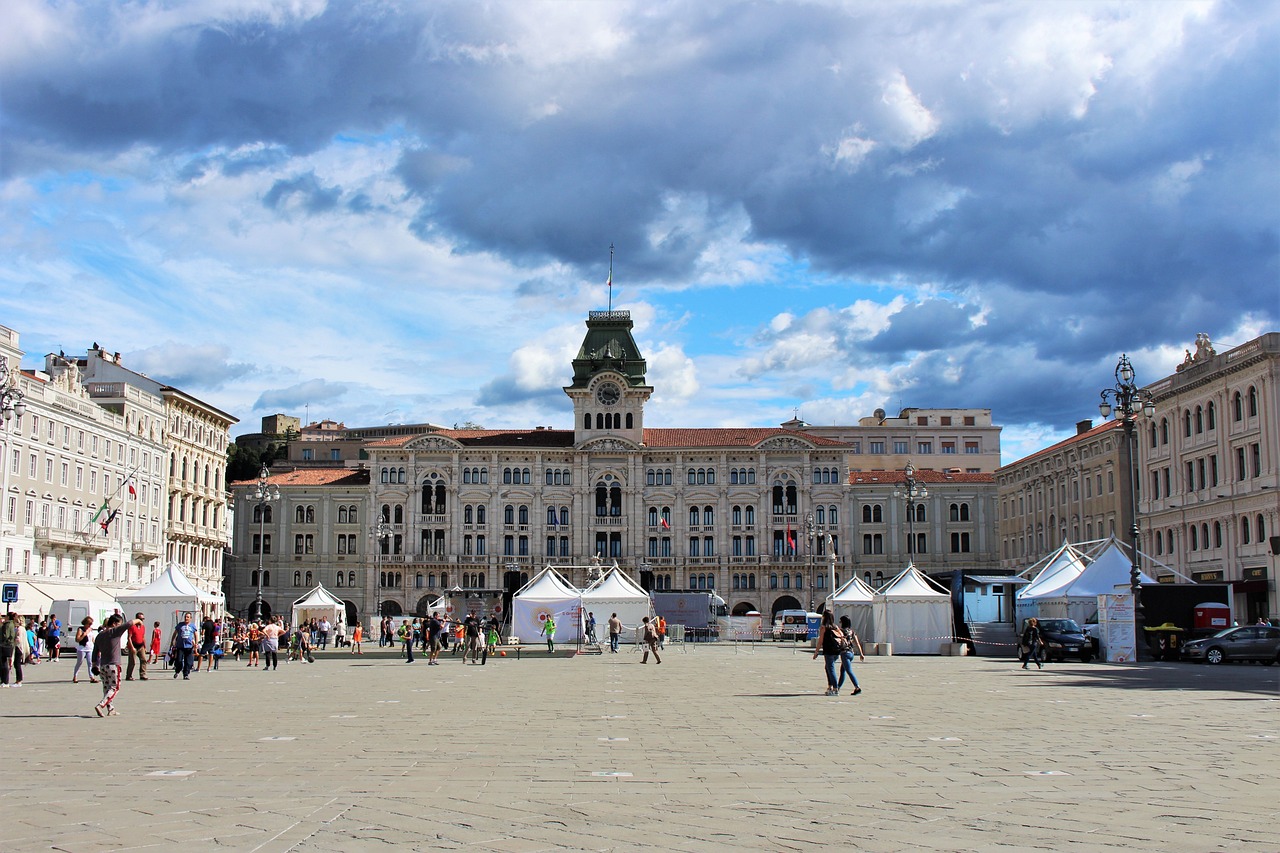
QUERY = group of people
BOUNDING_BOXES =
[813,611,865,696]
[387,613,502,665]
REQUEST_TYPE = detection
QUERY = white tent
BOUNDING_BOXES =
[873,564,953,654]
[116,563,219,635]
[1018,543,1089,599]
[829,575,876,644]
[1020,537,1155,625]
[581,565,650,644]
[291,585,345,630]
[512,566,582,644]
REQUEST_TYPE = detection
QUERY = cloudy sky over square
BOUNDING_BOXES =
[2,1,1275,459]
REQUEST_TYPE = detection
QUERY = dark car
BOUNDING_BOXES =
[1181,625,1280,665]
[1034,618,1093,663]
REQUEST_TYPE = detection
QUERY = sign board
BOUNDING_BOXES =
[1099,593,1136,663]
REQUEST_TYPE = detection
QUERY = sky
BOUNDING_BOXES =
[1,0,1276,463]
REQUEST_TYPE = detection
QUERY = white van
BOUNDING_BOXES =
[774,609,814,641]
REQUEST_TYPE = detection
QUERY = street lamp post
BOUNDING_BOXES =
[892,463,928,566]
[245,464,280,622]
[1099,353,1156,657]
[372,518,390,627]
[0,356,27,537]
[804,511,816,612]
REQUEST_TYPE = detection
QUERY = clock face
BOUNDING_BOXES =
[595,382,621,406]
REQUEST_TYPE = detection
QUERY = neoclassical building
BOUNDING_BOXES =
[1140,333,1279,621]
[1,327,169,612]
[226,310,1000,625]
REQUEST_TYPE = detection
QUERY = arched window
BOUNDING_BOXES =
[625,413,633,429]
[1233,391,1243,421]
[293,571,302,586]
[1195,406,1203,433]
[477,505,486,524]
[1248,386,1258,417]
[744,505,755,525]
[338,506,348,524]
[584,414,592,430]
[464,505,474,524]
[1241,516,1251,545]
[335,572,344,587]
[262,571,269,587]
[393,505,403,524]
[689,506,700,526]
[305,571,313,586]
[518,505,529,525]
[504,505,514,525]
[295,505,305,523]
[1257,514,1266,541]
[1183,411,1192,437]
[1207,401,1216,430]
[381,504,390,523]
[829,505,838,524]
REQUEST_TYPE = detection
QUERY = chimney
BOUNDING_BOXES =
[1076,419,1093,435]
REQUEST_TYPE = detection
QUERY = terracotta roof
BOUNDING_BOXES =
[230,468,371,488]
[643,428,851,448]
[365,427,849,450]
[996,419,1124,472]
[848,469,995,485]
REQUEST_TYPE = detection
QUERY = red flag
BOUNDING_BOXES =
[127,477,137,497]
[660,517,670,530]
[786,522,795,553]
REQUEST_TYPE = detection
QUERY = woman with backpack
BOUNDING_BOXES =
[1021,617,1046,670]
[812,610,845,696]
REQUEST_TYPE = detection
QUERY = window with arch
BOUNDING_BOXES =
[335,572,344,587]
[348,571,355,587]
[744,505,756,525]
[1183,410,1192,437]
[1195,406,1203,433]
[1233,391,1243,421]
[829,505,838,524]
[1257,514,1266,541]
[1248,386,1258,417]
[689,506,700,526]
[476,505,486,525]
[504,505,514,525]
[293,571,302,587]
[393,505,403,524]
[338,506,348,524]
[1207,401,1216,430]
[815,506,825,524]
[464,505,474,524]
[518,505,529,525]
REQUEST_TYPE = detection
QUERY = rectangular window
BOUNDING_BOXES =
[941,416,952,426]
[301,448,313,461]
[964,416,976,426]
[917,442,932,454]
[893,441,909,454]
[1252,443,1262,478]
[942,442,956,454]
[965,442,980,454]
[870,441,885,454]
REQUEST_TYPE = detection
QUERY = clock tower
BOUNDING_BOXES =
[565,310,653,445]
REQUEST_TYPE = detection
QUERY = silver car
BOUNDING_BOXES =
[1181,625,1280,665]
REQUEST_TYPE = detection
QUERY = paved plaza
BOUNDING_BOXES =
[0,643,1276,852]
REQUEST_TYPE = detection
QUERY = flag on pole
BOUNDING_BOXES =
[90,499,109,524]
[126,477,137,497]
[100,508,119,535]
[660,517,670,530]
[786,522,796,553]
[550,512,558,528]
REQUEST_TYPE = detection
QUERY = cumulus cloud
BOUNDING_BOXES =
[0,0,1274,453]
[125,342,256,390]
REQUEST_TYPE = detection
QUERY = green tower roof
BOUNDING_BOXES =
[567,310,648,388]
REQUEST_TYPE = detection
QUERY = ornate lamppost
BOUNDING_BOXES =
[893,462,928,566]
[1098,353,1156,655]
[245,464,280,621]
[372,517,391,624]
[0,355,25,424]
[804,510,816,612]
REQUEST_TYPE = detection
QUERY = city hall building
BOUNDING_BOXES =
[227,311,1000,626]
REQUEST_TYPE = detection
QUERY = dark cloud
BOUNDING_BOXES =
[475,376,568,408]
[263,172,342,214]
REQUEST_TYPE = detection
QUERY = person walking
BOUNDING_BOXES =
[0,611,23,687]
[640,616,662,664]
[607,613,622,654]
[125,613,148,681]
[399,620,415,663]
[463,613,482,663]
[46,617,62,662]
[318,617,330,652]
[585,612,597,645]
[541,613,557,653]
[812,611,843,695]
[149,621,162,665]
[350,622,363,655]
[171,614,197,679]
[91,614,130,716]
[836,615,865,696]
[426,615,444,666]
[72,617,98,684]
[194,614,216,673]
[335,618,346,649]
[260,617,282,670]
[657,616,668,650]
[1020,618,1046,670]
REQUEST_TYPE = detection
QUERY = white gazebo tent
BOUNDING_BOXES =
[1020,537,1156,626]
[829,575,877,644]
[580,565,651,644]
[512,566,582,644]
[873,564,953,654]
[291,585,345,630]
[1014,542,1089,625]
[116,563,220,636]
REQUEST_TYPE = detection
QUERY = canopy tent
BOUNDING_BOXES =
[116,563,219,634]
[829,575,876,644]
[1018,536,1155,625]
[1018,543,1089,598]
[291,585,345,630]
[512,566,582,644]
[872,564,953,654]
[581,565,650,643]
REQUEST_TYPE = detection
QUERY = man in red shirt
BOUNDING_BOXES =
[125,612,149,681]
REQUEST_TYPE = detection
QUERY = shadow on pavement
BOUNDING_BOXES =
[1011,661,1280,696]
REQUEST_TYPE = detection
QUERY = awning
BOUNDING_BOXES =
[4,582,53,616]
[29,582,130,604]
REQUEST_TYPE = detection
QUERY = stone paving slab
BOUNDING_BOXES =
[0,646,1276,852]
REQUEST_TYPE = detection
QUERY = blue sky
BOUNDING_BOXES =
[1,0,1276,462]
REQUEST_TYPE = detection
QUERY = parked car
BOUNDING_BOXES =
[1181,625,1280,665]
[1034,618,1093,663]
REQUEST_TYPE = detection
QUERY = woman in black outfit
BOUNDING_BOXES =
[812,611,845,695]
[1021,617,1045,669]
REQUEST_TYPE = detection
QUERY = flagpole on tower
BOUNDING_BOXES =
[607,243,614,311]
